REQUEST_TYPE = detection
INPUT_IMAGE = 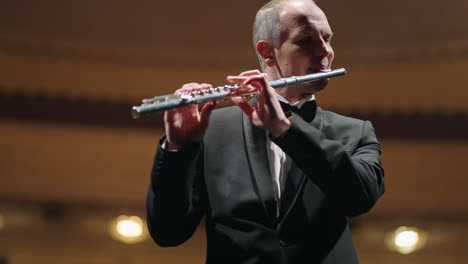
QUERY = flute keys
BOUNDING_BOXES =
[180,94,193,103]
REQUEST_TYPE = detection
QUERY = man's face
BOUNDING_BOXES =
[274,0,334,94]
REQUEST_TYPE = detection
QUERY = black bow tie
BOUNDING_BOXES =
[280,100,317,122]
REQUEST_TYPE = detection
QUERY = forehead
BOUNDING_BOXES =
[279,0,331,33]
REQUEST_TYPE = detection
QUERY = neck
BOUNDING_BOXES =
[275,87,314,104]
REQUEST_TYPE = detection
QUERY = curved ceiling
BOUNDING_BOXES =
[0,0,467,65]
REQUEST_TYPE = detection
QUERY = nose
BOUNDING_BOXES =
[314,38,332,58]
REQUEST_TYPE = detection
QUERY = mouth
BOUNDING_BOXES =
[309,67,331,74]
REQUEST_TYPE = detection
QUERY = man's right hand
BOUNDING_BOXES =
[164,83,216,151]
[228,70,291,137]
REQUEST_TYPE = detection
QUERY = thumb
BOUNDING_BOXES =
[199,101,216,127]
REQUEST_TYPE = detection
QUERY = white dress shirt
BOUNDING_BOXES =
[266,94,315,215]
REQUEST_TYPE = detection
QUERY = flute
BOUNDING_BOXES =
[131,68,346,119]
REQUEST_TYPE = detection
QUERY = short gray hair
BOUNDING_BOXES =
[252,0,285,70]
[252,0,316,70]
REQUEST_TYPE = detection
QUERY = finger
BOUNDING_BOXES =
[256,90,266,117]
[199,83,213,89]
[237,69,262,77]
[199,101,216,126]
[165,106,197,125]
[244,73,268,85]
[176,83,212,94]
[175,83,200,93]
[243,75,270,96]
[231,96,255,118]
[226,75,249,84]
[226,69,262,83]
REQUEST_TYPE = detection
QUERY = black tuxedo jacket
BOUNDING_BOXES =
[147,104,385,264]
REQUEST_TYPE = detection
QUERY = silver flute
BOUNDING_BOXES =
[131,68,346,119]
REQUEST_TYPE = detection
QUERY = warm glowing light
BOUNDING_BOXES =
[386,226,427,255]
[395,230,419,247]
[116,218,143,237]
[108,215,147,244]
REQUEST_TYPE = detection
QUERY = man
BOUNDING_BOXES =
[146,0,385,263]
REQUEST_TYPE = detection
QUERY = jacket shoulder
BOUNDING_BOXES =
[320,107,367,128]
[318,107,373,143]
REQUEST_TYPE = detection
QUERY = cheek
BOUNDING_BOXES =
[328,47,335,63]
[292,48,312,62]
[280,48,303,66]
[286,53,309,70]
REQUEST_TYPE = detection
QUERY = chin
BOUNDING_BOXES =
[301,78,328,93]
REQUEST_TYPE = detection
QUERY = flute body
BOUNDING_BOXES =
[131,68,346,119]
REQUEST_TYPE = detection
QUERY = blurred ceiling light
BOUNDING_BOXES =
[108,215,148,244]
[386,226,427,254]
[395,229,419,247]
[117,218,142,237]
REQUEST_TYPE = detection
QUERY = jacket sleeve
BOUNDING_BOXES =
[272,115,385,217]
[146,137,207,247]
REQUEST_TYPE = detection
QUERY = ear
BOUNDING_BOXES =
[256,40,276,67]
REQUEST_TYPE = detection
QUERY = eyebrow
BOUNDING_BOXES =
[295,24,333,39]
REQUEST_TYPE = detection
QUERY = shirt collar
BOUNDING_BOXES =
[276,94,316,108]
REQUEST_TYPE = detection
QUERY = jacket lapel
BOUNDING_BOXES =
[278,162,305,220]
[242,111,278,226]
[278,106,325,224]
[240,99,325,227]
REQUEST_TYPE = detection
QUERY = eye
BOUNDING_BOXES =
[295,36,313,46]
[323,35,332,43]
